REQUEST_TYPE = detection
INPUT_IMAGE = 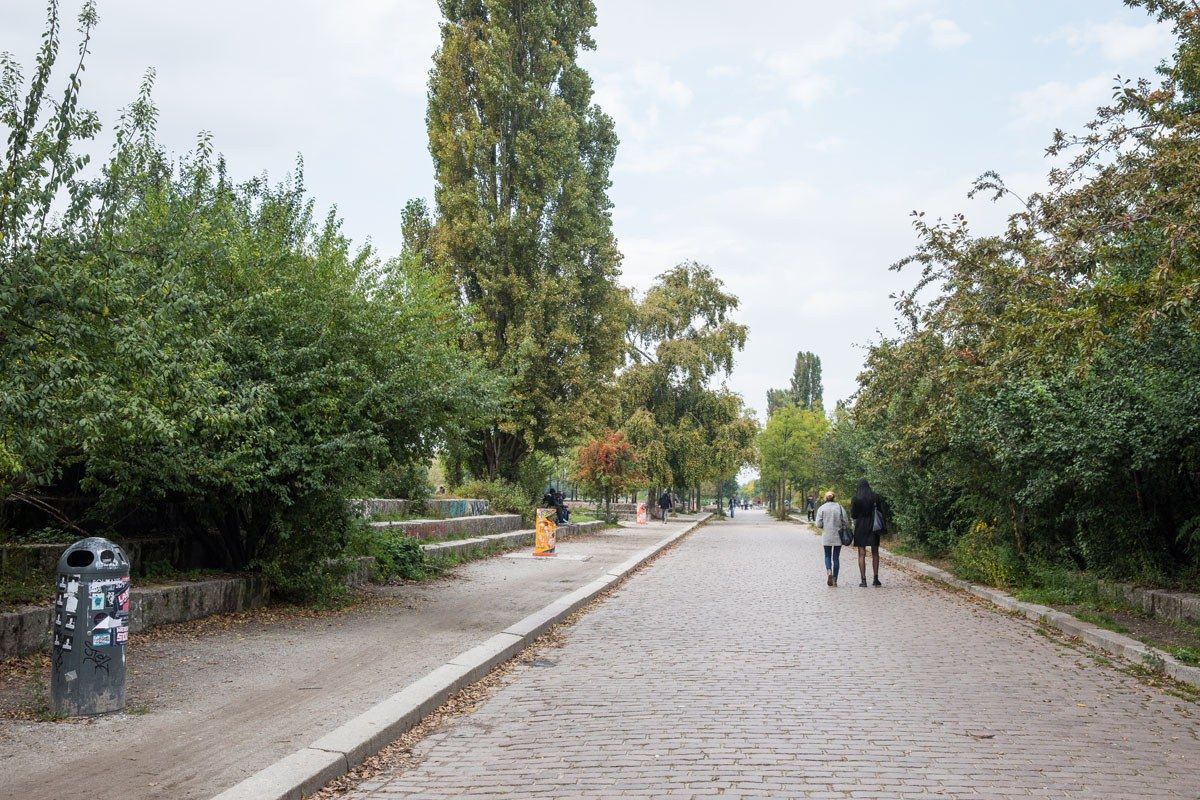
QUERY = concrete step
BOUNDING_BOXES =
[422,520,606,560]
[369,514,522,542]
[354,498,491,519]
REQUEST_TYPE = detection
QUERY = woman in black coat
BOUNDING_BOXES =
[850,479,884,587]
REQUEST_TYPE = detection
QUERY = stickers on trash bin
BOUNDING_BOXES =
[91,613,122,631]
[92,632,112,647]
[53,578,83,641]
[88,578,129,609]
[61,577,81,613]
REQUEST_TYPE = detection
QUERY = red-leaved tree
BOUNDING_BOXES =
[575,430,641,521]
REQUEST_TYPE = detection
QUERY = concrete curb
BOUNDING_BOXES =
[787,515,1200,689]
[880,549,1200,688]
[210,514,712,800]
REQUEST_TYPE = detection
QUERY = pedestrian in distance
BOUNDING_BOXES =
[814,491,849,586]
[851,478,885,587]
[728,496,735,518]
[805,495,816,522]
[658,490,673,523]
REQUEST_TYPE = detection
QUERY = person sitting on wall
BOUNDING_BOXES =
[553,489,570,523]
[542,488,569,524]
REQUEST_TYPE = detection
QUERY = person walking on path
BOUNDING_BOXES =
[814,491,849,586]
[658,490,673,524]
[805,495,816,522]
[728,497,735,518]
[850,478,884,587]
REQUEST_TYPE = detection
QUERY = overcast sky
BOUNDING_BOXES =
[0,1,1177,419]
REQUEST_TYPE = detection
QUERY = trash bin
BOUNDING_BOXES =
[50,537,131,716]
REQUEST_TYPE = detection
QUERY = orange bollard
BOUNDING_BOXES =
[533,508,557,556]
[636,502,647,525]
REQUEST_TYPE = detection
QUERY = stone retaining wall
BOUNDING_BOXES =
[1,537,180,576]
[566,501,641,520]
[1,519,598,660]
[423,520,606,560]
[1,574,270,661]
[354,498,491,519]
[369,514,522,541]
[1103,583,1200,626]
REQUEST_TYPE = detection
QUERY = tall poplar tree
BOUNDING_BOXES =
[765,351,822,415]
[789,351,823,410]
[427,0,626,481]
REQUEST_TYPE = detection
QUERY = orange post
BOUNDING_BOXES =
[533,508,557,556]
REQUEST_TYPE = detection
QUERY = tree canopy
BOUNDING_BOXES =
[825,0,1200,583]
[617,263,754,500]
[1,2,494,597]
[426,0,627,483]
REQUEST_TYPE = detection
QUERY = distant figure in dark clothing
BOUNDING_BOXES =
[658,490,673,523]
[728,497,735,518]
[542,489,569,524]
[805,496,816,522]
[850,479,884,587]
[553,489,570,523]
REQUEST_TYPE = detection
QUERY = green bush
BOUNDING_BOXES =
[372,532,429,581]
[831,0,1200,584]
[950,522,1026,589]
[256,497,359,605]
[454,479,534,524]
[373,460,433,511]
[0,6,497,603]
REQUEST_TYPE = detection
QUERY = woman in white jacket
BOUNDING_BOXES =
[814,491,849,586]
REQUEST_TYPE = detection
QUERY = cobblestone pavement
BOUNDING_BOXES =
[347,511,1200,799]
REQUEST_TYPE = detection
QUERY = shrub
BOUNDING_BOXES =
[372,532,429,581]
[950,521,1026,589]
[454,479,534,524]
[373,460,433,511]
[0,6,497,603]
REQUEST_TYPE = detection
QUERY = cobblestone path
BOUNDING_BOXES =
[347,511,1200,799]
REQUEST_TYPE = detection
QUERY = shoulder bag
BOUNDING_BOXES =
[838,507,854,546]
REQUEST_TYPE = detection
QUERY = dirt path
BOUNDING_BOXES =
[0,522,690,800]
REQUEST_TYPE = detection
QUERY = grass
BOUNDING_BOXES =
[369,512,426,523]
[898,535,1200,677]
[139,560,224,584]
[1073,611,1129,634]
[1166,646,1200,665]
[0,571,55,610]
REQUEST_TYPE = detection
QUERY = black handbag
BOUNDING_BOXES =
[838,508,853,546]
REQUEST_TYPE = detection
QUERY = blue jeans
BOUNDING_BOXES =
[823,545,841,578]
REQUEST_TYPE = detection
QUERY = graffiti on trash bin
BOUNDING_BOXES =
[82,644,111,675]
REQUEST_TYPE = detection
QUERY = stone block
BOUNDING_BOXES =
[371,513,523,542]
[449,632,526,684]
[503,598,576,640]
[210,747,346,800]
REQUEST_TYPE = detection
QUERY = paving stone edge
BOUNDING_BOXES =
[209,514,713,800]
[786,516,1200,690]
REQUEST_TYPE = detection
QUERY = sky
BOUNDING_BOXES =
[0,0,1179,420]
